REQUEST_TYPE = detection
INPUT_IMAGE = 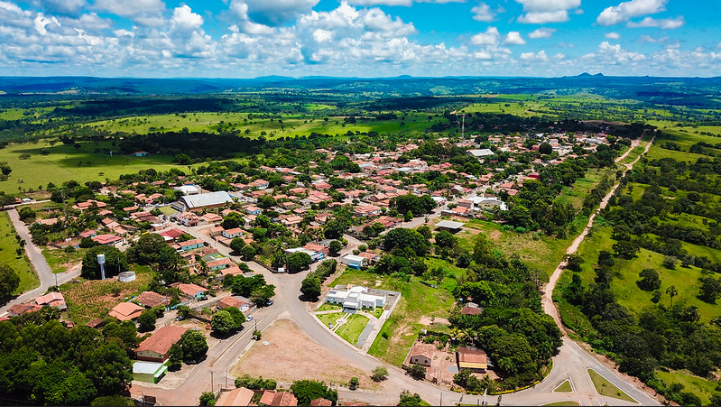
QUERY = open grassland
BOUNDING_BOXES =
[336,313,370,345]
[330,268,454,366]
[60,265,152,325]
[656,369,717,406]
[554,167,614,212]
[42,247,85,274]
[0,140,188,194]
[0,212,37,295]
[587,369,635,402]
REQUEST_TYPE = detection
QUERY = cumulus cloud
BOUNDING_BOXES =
[627,16,684,29]
[470,27,500,46]
[605,32,621,39]
[37,0,86,16]
[94,0,166,26]
[515,0,581,24]
[230,0,319,27]
[471,3,496,22]
[597,0,667,26]
[583,41,646,66]
[504,31,526,45]
[171,5,203,31]
[528,27,555,39]
[34,13,59,35]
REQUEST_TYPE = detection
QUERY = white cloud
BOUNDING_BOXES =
[627,16,684,29]
[347,0,413,5]
[515,0,580,24]
[171,5,203,31]
[597,0,667,26]
[94,0,166,26]
[528,27,555,39]
[471,3,495,22]
[469,27,500,46]
[583,41,647,65]
[504,31,526,45]
[231,0,319,27]
[37,0,86,16]
[605,32,621,39]
[33,13,59,35]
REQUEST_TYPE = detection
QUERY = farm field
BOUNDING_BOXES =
[0,212,37,295]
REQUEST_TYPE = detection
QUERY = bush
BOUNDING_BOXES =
[371,366,388,382]
[235,374,277,390]
[199,392,216,406]
[404,364,426,380]
[290,380,337,406]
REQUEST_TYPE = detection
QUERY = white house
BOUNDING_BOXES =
[325,286,386,311]
[467,149,494,158]
[341,254,367,269]
[174,185,201,196]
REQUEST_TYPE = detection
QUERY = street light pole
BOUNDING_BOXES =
[211,371,214,393]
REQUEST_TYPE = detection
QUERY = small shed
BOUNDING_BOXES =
[340,254,366,269]
[435,220,465,233]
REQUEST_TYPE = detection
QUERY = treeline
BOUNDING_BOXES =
[49,97,241,119]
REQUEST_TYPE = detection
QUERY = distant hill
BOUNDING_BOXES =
[577,72,605,77]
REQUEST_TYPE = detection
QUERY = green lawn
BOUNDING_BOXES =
[656,369,717,406]
[554,380,573,393]
[0,212,37,295]
[587,369,636,403]
[317,303,343,312]
[317,312,343,329]
[331,268,454,366]
[336,313,370,345]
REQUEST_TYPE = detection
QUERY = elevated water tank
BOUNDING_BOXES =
[118,271,136,283]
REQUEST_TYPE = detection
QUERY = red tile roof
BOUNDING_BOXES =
[136,325,188,356]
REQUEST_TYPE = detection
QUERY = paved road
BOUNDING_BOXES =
[0,208,81,315]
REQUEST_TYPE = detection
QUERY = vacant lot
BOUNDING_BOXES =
[230,319,371,387]
[0,212,36,294]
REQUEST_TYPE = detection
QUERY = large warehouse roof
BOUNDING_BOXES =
[179,191,233,209]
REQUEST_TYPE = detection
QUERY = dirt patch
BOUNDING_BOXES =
[419,316,450,326]
[489,230,502,240]
[230,320,372,388]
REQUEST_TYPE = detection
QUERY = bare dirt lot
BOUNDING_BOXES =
[230,319,375,388]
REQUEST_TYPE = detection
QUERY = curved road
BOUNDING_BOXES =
[0,208,80,315]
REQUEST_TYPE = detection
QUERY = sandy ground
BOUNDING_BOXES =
[230,319,374,388]
[419,316,450,326]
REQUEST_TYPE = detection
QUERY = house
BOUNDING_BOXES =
[175,191,234,212]
[108,302,145,321]
[135,325,188,362]
[303,243,329,257]
[461,306,481,316]
[92,234,123,246]
[245,205,262,215]
[133,361,168,384]
[135,291,171,309]
[179,212,200,227]
[207,257,234,271]
[435,220,465,233]
[79,229,97,239]
[407,342,435,367]
[310,399,333,406]
[315,212,333,224]
[258,390,298,406]
[170,283,207,299]
[35,292,67,310]
[353,205,381,217]
[340,254,367,269]
[325,285,386,311]
[217,296,254,314]
[201,213,223,224]
[457,347,488,373]
[8,303,42,317]
[178,238,205,252]
[160,228,186,241]
[286,247,324,262]
[222,228,244,239]
[217,387,255,406]
[249,179,270,190]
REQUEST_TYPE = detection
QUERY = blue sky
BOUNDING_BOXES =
[1,0,719,78]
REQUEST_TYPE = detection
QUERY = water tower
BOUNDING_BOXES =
[97,253,106,280]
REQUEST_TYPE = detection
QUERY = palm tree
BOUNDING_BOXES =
[666,285,678,308]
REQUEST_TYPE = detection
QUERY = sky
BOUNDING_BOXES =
[1,0,720,78]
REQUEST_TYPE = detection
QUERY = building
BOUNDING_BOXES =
[258,390,298,406]
[340,254,366,269]
[108,302,145,321]
[286,247,324,262]
[221,228,244,239]
[174,191,234,212]
[92,234,124,246]
[170,283,207,299]
[174,185,201,196]
[8,303,42,317]
[35,292,67,310]
[216,387,255,406]
[353,204,381,217]
[179,212,200,227]
[435,220,465,233]
[325,285,386,312]
[407,342,435,367]
[135,325,188,362]
[133,361,167,383]
[217,296,254,315]
[467,149,494,158]
[207,257,234,271]
[310,399,333,406]
[177,238,205,252]
[457,347,488,373]
[135,291,171,309]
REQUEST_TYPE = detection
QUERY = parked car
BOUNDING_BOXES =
[246,315,253,321]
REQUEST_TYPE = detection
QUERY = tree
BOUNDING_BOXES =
[86,343,133,395]
[404,363,426,380]
[637,269,661,291]
[18,206,35,221]
[81,246,128,279]
[404,210,413,222]
[168,343,183,371]
[128,233,181,270]
[230,237,246,253]
[539,142,553,155]
[301,275,321,300]
[174,154,191,165]
[137,309,157,333]
[662,256,678,270]
[565,254,584,272]
[666,285,678,308]
[222,212,245,230]
[329,240,343,256]
[241,245,256,260]
[179,330,208,362]
[225,306,246,327]
[613,240,640,260]
[0,265,20,301]
[434,230,457,249]
[177,305,193,319]
[324,219,347,239]
[287,251,312,273]
[371,366,388,382]
[383,228,429,257]
[199,392,216,406]
[398,391,424,406]
[211,310,238,336]
[349,377,359,390]
[698,277,721,304]
[290,380,338,406]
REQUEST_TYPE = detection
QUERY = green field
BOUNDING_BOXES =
[316,303,343,312]
[0,212,37,295]
[331,268,454,366]
[656,369,718,406]
[336,313,370,345]
[554,380,573,393]
[317,312,343,329]
[587,369,635,402]
[43,247,85,274]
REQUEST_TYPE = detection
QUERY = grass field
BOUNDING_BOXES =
[587,369,635,402]
[317,312,343,329]
[42,247,85,274]
[336,313,370,345]
[0,212,37,295]
[317,303,343,312]
[656,369,718,406]
[554,380,573,393]
[0,140,189,194]
[331,268,454,366]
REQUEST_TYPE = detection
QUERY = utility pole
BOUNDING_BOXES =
[211,371,214,393]
[54,273,58,290]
